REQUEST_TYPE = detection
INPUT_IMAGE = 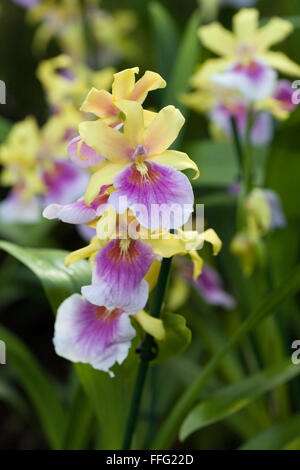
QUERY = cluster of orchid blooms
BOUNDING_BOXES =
[184,8,298,272]
[41,68,221,375]
[1,4,298,374]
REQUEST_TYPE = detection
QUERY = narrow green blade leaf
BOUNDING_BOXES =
[0,240,91,311]
[149,2,179,82]
[162,9,201,114]
[0,325,66,449]
[62,384,94,450]
[152,264,300,449]
[180,359,300,441]
[240,412,300,450]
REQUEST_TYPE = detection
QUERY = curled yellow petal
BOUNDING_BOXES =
[64,237,101,267]
[85,162,127,205]
[80,88,115,118]
[134,310,166,341]
[112,67,139,99]
[203,229,222,255]
[144,258,161,292]
[190,250,203,280]
[149,150,200,179]
[116,99,144,148]
[130,70,166,103]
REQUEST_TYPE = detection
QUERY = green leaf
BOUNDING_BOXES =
[62,384,94,450]
[180,358,300,441]
[0,325,66,449]
[185,140,268,187]
[0,240,136,450]
[240,412,300,450]
[148,2,179,82]
[153,312,192,365]
[0,240,91,311]
[162,9,201,115]
[76,362,134,449]
[0,379,30,418]
[152,264,300,449]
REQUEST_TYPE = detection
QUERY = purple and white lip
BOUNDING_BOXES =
[212,60,277,102]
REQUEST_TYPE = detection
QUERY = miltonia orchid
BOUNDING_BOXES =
[0,113,88,223]
[194,9,300,86]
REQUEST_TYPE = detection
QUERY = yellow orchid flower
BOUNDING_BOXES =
[80,100,199,230]
[37,54,114,109]
[80,67,166,127]
[194,8,300,84]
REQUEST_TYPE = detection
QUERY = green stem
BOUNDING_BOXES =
[122,257,172,450]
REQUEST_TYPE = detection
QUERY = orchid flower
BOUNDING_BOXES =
[194,9,300,89]
[53,293,165,377]
[0,115,88,223]
[80,99,199,229]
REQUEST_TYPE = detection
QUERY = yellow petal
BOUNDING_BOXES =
[190,250,203,279]
[134,310,166,341]
[130,70,166,103]
[233,8,258,42]
[191,57,234,86]
[85,162,128,205]
[79,120,132,163]
[112,67,139,99]
[254,18,293,51]
[144,258,161,292]
[203,229,222,255]
[181,90,215,113]
[80,88,115,118]
[149,150,199,179]
[260,51,300,76]
[116,99,144,148]
[143,106,185,156]
[146,233,187,258]
[64,237,101,267]
[198,22,237,57]
[143,110,157,127]
[96,205,117,241]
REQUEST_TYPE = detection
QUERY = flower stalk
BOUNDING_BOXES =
[122,257,172,450]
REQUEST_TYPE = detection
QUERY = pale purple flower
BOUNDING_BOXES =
[41,160,89,207]
[13,0,39,8]
[274,80,297,112]
[210,103,273,146]
[262,189,286,230]
[53,294,136,376]
[0,189,41,224]
[182,261,236,310]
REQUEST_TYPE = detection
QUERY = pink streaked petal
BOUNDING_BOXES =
[42,160,89,206]
[274,79,297,111]
[53,294,136,375]
[68,136,105,169]
[109,161,194,230]
[82,238,154,313]
[43,185,110,224]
